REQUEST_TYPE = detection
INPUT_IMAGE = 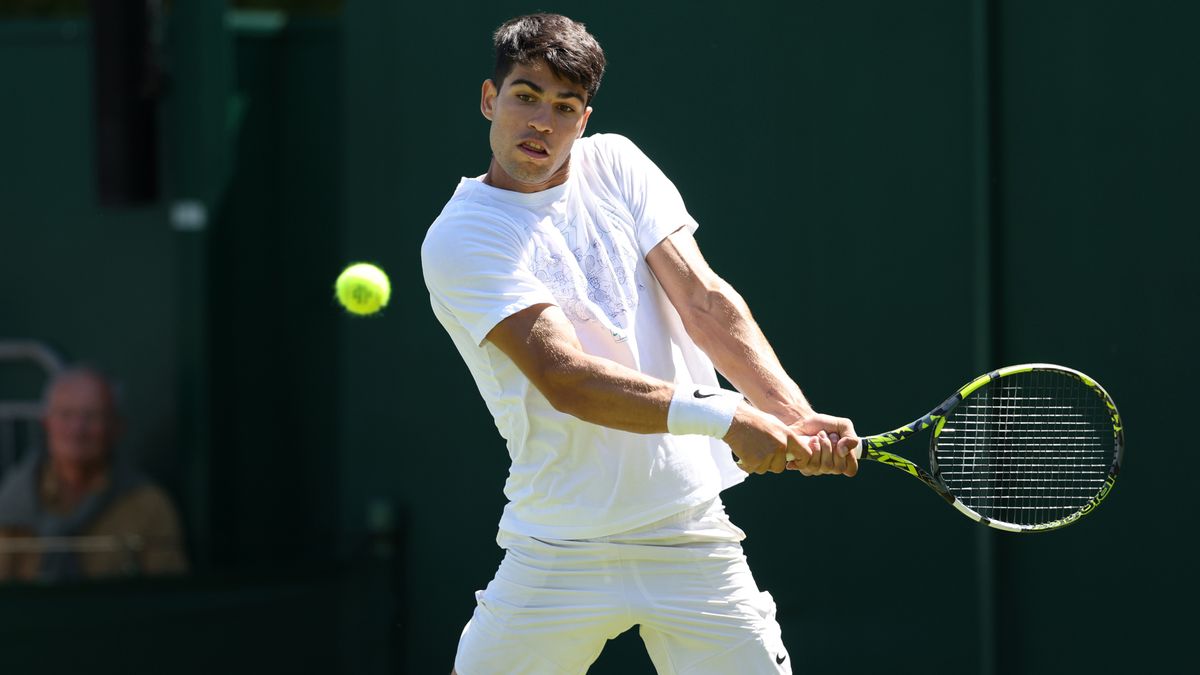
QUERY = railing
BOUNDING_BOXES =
[0,340,64,476]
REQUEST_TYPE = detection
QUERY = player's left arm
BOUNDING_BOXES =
[646,228,858,475]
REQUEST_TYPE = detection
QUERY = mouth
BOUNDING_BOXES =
[517,139,550,159]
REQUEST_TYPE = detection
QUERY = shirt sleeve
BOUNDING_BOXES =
[598,134,699,256]
[422,214,557,346]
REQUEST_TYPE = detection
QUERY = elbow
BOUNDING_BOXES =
[545,386,586,418]
[531,362,591,418]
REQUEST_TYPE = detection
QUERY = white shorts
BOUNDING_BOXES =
[454,504,791,674]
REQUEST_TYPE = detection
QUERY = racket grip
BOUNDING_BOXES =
[785,440,863,463]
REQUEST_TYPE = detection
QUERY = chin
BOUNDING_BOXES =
[519,172,554,186]
[504,161,550,182]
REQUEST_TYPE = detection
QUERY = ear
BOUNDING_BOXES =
[577,105,594,138]
[481,79,498,121]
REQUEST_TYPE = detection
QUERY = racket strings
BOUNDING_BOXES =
[933,370,1115,526]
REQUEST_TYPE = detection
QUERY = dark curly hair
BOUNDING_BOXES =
[493,13,607,104]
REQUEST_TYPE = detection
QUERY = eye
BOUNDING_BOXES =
[557,104,576,114]
[516,93,535,102]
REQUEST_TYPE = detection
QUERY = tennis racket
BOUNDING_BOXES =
[848,363,1123,532]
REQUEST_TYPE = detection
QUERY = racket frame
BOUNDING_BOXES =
[857,363,1124,533]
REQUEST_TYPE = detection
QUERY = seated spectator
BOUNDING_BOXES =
[0,366,188,581]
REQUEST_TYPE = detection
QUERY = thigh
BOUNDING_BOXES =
[634,543,791,675]
[454,537,631,675]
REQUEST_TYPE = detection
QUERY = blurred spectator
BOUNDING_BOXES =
[0,366,188,582]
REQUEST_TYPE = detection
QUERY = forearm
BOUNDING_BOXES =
[489,303,696,434]
[683,279,813,423]
[531,335,764,443]
[646,231,814,424]
[540,347,820,474]
[539,350,675,434]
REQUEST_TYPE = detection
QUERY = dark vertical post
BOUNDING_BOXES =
[160,0,234,571]
[90,0,159,205]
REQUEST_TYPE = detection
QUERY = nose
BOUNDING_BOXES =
[528,104,552,134]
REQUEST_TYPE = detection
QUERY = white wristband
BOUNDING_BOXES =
[667,385,743,439]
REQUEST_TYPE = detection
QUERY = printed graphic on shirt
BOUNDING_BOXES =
[530,199,643,343]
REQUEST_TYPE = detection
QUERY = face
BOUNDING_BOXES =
[481,60,593,193]
[43,373,119,467]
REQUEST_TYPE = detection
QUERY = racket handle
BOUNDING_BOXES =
[784,440,863,463]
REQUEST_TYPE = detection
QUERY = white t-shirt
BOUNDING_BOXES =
[421,133,745,540]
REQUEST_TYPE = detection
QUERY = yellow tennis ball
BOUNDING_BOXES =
[335,263,391,316]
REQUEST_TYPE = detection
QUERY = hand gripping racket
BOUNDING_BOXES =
[850,364,1123,532]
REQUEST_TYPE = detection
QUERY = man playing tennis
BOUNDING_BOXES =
[422,13,859,674]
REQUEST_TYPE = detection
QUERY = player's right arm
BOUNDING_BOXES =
[484,301,830,474]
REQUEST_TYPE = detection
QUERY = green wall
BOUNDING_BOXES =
[1,1,1196,673]
[992,2,1199,672]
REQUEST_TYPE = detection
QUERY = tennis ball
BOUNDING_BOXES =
[335,262,391,316]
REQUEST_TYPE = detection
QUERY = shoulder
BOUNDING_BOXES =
[421,184,541,300]
[424,184,521,267]
[575,134,663,190]
[118,482,179,514]
[581,132,638,151]
[424,181,524,250]
[576,133,643,164]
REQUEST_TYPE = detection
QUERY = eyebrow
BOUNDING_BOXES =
[509,78,586,105]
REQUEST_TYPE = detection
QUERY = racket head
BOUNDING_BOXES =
[930,364,1124,532]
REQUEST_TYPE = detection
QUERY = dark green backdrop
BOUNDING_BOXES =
[0,1,1196,673]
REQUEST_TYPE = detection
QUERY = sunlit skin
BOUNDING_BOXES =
[41,371,122,508]
[480,61,593,193]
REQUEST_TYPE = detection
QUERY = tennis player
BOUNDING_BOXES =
[422,13,859,674]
